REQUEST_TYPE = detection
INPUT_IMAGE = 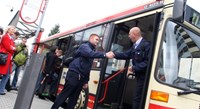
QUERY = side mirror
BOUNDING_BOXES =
[173,0,186,22]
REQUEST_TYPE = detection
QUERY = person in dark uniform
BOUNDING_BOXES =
[51,34,114,109]
[113,27,151,109]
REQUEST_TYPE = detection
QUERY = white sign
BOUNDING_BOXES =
[19,0,44,23]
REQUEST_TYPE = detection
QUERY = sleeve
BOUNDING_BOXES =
[114,45,134,59]
[78,44,106,58]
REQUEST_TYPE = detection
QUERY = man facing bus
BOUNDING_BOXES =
[113,27,151,109]
[51,34,114,109]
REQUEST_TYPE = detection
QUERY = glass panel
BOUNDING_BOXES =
[185,0,200,29]
[83,26,102,41]
[105,26,132,77]
[82,24,112,69]
[157,21,200,90]
[74,31,83,44]
[185,5,200,29]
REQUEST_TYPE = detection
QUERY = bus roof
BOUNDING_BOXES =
[40,0,164,43]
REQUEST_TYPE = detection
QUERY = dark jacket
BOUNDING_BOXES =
[69,42,106,84]
[43,51,56,75]
[114,39,151,76]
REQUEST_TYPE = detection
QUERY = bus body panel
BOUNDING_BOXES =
[88,70,100,95]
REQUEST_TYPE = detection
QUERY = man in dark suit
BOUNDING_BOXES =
[51,34,114,109]
[113,27,151,109]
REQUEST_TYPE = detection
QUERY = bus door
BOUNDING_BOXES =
[56,34,78,94]
[96,13,161,109]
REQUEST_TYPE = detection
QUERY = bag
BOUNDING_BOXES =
[0,52,8,65]
[13,50,27,66]
[63,45,80,67]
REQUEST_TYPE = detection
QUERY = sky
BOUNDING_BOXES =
[0,0,153,40]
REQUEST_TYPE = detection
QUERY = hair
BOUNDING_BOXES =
[22,37,27,40]
[5,25,15,33]
[14,31,20,36]
[0,27,3,35]
[50,46,58,52]
[89,33,99,40]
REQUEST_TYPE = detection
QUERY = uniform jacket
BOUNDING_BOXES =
[0,33,16,75]
[114,38,151,76]
[69,42,106,84]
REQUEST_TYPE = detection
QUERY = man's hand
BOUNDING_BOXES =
[128,66,133,72]
[127,66,134,76]
[83,83,88,89]
[105,51,115,58]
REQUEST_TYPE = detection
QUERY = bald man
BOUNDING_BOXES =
[51,34,114,109]
[114,27,151,109]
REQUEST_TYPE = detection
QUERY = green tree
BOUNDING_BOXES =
[48,24,60,36]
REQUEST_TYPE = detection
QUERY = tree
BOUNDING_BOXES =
[48,24,60,36]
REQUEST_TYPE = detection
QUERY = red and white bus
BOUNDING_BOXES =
[35,0,200,109]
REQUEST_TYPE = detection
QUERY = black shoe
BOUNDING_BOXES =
[6,87,11,92]
[38,94,45,99]
[0,92,6,95]
[11,87,18,91]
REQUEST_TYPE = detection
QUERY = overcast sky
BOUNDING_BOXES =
[0,0,153,39]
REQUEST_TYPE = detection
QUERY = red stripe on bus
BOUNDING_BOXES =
[57,85,64,95]
[89,94,95,101]
[149,103,175,109]
[87,95,96,109]
[87,101,94,109]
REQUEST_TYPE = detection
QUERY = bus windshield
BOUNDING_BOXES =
[157,20,200,91]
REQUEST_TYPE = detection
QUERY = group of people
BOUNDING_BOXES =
[0,26,150,109]
[50,26,150,109]
[0,26,28,95]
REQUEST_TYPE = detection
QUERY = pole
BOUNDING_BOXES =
[29,0,49,53]
[13,53,45,109]
[13,0,49,109]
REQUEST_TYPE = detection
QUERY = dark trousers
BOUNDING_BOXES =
[51,70,83,109]
[132,75,145,109]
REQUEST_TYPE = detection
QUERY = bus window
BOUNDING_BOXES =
[83,24,112,69]
[106,29,131,76]
[74,31,83,45]
[83,26,103,42]
[157,20,200,90]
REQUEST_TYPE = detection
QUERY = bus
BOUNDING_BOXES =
[35,0,200,109]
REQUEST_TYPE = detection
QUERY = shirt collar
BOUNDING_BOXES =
[135,37,143,47]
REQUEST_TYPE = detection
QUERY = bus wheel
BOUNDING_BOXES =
[75,88,89,109]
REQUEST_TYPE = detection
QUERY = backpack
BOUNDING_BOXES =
[13,46,28,66]
[63,45,80,67]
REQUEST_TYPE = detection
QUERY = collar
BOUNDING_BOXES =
[135,37,143,48]
[87,42,95,50]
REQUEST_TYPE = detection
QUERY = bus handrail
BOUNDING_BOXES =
[98,68,127,103]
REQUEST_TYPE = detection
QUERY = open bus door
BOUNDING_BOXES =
[56,34,89,109]
[95,12,161,109]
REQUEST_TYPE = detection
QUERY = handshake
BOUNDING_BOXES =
[105,51,115,58]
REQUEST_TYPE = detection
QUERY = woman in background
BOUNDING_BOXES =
[0,25,16,95]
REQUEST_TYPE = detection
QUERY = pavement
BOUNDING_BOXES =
[0,90,54,109]
[0,68,63,109]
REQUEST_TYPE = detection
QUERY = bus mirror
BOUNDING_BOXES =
[173,0,186,22]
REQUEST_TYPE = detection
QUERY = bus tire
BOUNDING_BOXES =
[75,88,89,109]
